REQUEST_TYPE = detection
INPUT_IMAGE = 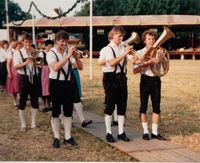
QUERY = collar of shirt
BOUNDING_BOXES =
[20,48,30,58]
[51,47,67,57]
[109,41,124,49]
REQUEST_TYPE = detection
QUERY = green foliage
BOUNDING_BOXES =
[75,0,200,16]
[0,0,31,28]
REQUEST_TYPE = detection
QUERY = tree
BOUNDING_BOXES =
[75,0,200,16]
[0,0,31,28]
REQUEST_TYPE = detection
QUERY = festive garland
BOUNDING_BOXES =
[12,0,83,26]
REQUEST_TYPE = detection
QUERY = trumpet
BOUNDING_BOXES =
[73,49,89,59]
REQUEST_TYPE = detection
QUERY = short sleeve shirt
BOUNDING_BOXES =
[99,41,126,73]
[47,47,74,81]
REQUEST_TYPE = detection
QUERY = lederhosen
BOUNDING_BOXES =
[140,73,161,114]
[18,50,39,110]
[49,50,74,118]
[103,46,128,116]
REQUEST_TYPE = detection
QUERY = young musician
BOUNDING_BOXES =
[99,55,118,126]
[132,29,166,141]
[47,30,79,148]
[99,26,132,143]
[13,34,39,132]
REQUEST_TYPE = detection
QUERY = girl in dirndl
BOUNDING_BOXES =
[40,40,54,112]
[6,40,20,107]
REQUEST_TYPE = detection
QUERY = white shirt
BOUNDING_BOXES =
[99,41,127,73]
[98,51,106,72]
[6,49,15,60]
[134,47,155,77]
[13,48,38,75]
[0,48,8,62]
[47,47,75,81]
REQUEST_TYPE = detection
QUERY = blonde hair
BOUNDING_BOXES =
[108,26,126,41]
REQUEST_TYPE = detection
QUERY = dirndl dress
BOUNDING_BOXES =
[72,68,82,97]
[41,65,50,96]
[6,64,20,93]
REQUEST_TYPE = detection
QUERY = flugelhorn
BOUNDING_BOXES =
[30,49,44,67]
[123,32,140,56]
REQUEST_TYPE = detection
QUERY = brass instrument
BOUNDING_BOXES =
[30,49,44,67]
[73,49,89,59]
[123,32,140,56]
[143,26,174,77]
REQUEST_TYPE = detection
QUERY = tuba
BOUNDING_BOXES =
[143,26,174,77]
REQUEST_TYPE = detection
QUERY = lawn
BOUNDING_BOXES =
[0,59,199,161]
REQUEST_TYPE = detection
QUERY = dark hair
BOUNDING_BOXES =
[22,33,32,41]
[108,26,126,41]
[31,44,36,49]
[2,40,9,46]
[141,30,157,43]
[55,30,69,41]
[45,39,54,46]
[10,38,16,43]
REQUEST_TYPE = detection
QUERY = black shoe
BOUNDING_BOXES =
[52,138,60,148]
[142,133,150,140]
[63,137,78,146]
[47,107,53,111]
[106,133,115,143]
[112,121,118,126]
[42,108,48,112]
[151,133,166,140]
[118,132,130,142]
[81,120,93,127]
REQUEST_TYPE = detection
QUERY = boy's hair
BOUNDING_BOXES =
[45,39,54,46]
[22,33,32,41]
[10,38,16,43]
[141,30,157,43]
[55,30,69,41]
[108,26,126,41]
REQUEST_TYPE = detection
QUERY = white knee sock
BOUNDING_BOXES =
[31,108,38,128]
[152,123,158,135]
[74,102,85,123]
[59,107,64,125]
[118,115,124,135]
[105,114,112,134]
[63,116,72,140]
[19,110,26,128]
[142,122,149,134]
[113,108,118,122]
[51,118,60,139]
